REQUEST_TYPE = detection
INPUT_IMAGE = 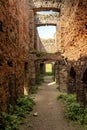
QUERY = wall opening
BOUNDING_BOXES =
[24,62,28,73]
[7,61,13,67]
[37,25,56,39]
[82,69,87,84]
[45,63,53,76]
[36,10,59,14]
[70,67,76,79]
[24,62,29,95]
[68,67,76,93]
[0,21,3,32]
[36,10,57,39]
[82,69,87,107]
[40,63,45,74]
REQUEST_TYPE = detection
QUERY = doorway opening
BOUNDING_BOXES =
[45,63,53,76]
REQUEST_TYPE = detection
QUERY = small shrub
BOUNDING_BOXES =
[57,93,76,104]
[0,112,20,130]
[57,93,87,125]
[0,95,35,130]
[45,72,53,76]
[67,103,84,121]
[35,51,45,57]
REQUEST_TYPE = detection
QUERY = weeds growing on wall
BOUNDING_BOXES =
[0,95,35,130]
[57,93,87,125]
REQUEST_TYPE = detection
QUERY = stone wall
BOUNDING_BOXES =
[54,60,67,92]
[35,13,59,26]
[61,0,87,60]
[40,38,57,53]
[29,0,61,11]
[0,0,30,112]
[60,0,87,105]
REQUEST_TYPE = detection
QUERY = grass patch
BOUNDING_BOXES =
[57,93,87,125]
[0,95,35,130]
[45,72,53,76]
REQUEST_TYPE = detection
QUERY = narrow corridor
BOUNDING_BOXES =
[20,76,81,130]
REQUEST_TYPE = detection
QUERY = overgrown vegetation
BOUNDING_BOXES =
[45,72,53,76]
[36,51,45,57]
[0,95,35,130]
[57,93,87,125]
[30,85,39,94]
[36,74,44,85]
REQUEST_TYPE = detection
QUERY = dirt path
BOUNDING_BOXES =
[20,76,82,130]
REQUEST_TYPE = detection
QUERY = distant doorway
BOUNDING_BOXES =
[45,63,53,76]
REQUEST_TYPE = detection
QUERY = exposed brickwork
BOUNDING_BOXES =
[35,13,59,26]
[0,0,30,112]
[29,0,61,11]
[0,0,87,112]
[40,38,56,53]
[60,0,87,105]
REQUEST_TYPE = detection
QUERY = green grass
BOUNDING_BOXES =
[0,95,35,130]
[57,93,87,125]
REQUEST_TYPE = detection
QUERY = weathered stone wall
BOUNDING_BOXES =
[54,60,67,92]
[29,0,61,11]
[60,0,87,105]
[0,0,30,112]
[29,10,35,51]
[61,0,87,60]
[35,13,59,26]
[36,31,42,51]
[40,38,57,53]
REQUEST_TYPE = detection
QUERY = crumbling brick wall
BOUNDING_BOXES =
[60,0,87,105]
[0,0,30,112]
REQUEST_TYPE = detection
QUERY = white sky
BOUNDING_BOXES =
[37,11,56,39]
[37,26,56,39]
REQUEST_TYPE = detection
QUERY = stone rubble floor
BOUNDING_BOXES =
[19,76,84,130]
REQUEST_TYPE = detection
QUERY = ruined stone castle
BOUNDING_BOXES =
[0,0,87,112]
